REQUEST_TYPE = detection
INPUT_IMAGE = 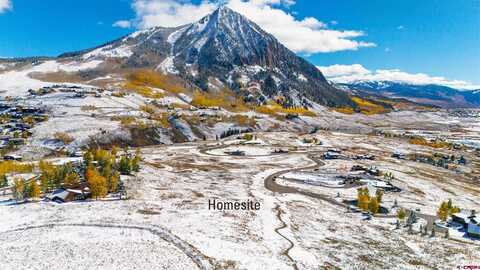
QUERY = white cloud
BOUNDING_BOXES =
[132,0,217,28]
[317,64,480,90]
[126,0,376,54]
[113,20,132,28]
[317,64,370,78]
[0,0,11,13]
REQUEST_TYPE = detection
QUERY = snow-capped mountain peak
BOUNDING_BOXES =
[58,7,353,107]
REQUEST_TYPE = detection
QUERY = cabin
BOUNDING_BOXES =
[48,183,90,203]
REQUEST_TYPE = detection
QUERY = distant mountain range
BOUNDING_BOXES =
[58,6,354,108]
[2,7,476,110]
[339,81,480,108]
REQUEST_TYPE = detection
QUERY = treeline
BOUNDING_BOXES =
[220,128,254,139]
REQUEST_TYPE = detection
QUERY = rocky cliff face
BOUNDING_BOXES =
[61,7,354,108]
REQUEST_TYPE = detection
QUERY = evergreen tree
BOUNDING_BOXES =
[131,149,141,173]
[119,155,131,175]
[102,159,112,179]
[40,174,50,193]
[83,150,93,168]
[0,174,7,188]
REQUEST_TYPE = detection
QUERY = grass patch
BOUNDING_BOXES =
[409,136,451,149]
[191,90,249,112]
[335,97,389,115]
[254,101,316,117]
[351,97,389,115]
[125,70,188,96]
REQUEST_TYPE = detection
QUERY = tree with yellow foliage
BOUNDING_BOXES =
[63,172,80,186]
[86,168,108,199]
[109,172,119,193]
[369,197,380,214]
[40,173,50,193]
[437,199,461,221]
[131,149,141,172]
[397,208,407,221]
[357,188,370,211]
[11,178,25,202]
[28,180,41,200]
[375,189,384,204]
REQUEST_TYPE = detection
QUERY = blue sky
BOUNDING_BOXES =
[0,0,479,87]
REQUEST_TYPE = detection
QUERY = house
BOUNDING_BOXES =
[354,154,375,160]
[451,212,477,229]
[3,154,22,161]
[467,223,480,238]
[48,183,90,203]
[247,81,261,93]
[323,151,342,160]
[9,138,26,146]
[224,150,245,156]
[351,165,367,172]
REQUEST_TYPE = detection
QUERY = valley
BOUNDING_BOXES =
[0,5,479,270]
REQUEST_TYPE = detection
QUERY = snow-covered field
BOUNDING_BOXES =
[1,130,479,269]
[0,60,479,269]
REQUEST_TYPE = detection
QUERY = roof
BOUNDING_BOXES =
[452,212,473,220]
[49,189,70,201]
[468,223,480,235]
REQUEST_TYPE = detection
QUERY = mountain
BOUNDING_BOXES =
[59,7,354,108]
[340,81,480,108]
